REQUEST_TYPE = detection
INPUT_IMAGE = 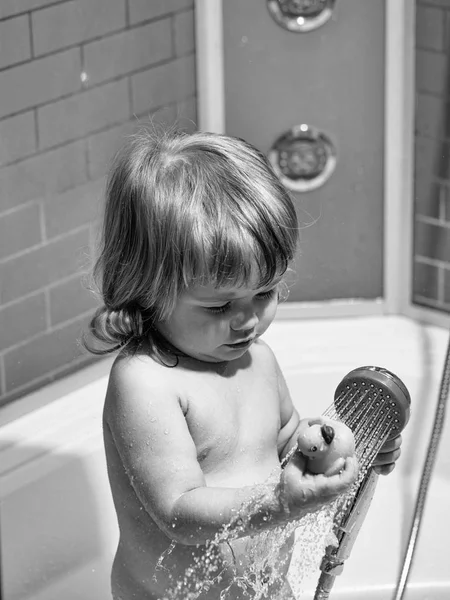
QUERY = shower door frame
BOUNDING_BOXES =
[195,0,425,323]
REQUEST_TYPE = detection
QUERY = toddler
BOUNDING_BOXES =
[84,129,400,599]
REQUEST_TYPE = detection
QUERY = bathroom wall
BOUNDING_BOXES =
[222,0,385,303]
[0,0,197,406]
[414,0,450,311]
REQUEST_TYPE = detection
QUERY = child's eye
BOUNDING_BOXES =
[203,287,277,315]
[256,287,277,300]
[205,303,231,314]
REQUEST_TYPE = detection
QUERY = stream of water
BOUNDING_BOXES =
[156,388,395,599]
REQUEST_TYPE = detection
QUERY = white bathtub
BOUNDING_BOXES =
[1,315,449,600]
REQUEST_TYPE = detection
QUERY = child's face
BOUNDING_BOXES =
[156,276,281,363]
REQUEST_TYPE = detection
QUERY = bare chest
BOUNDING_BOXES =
[180,364,281,483]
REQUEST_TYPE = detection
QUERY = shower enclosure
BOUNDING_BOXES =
[195,0,447,329]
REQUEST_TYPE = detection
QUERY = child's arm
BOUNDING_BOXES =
[274,357,302,462]
[106,357,357,546]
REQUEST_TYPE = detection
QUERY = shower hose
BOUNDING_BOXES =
[392,329,450,600]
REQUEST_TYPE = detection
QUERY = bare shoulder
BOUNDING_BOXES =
[103,350,183,425]
[253,338,294,414]
[251,338,281,373]
[252,336,276,358]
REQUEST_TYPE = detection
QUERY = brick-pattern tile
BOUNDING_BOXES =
[415,177,445,219]
[0,203,42,260]
[415,220,450,261]
[148,104,179,128]
[0,14,31,68]
[86,120,139,180]
[174,9,195,56]
[83,19,172,86]
[177,95,198,130]
[32,0,126,56]
[0,48,81,120]
[418,0,450,7]
[415,93,450,139]
[129,0,193,25]
[131,54,196,115]
[0,0,197,405]
[0,141,87,213]
[416,5,446,51]
[37,79,130,149]
[3,317,89,393]
[414,136,450,181]
[44,179,105,239]
[0,112,37,167]
[413,260,439,300]
[0,228,90,305]
[49,274,99,326]
[413,7,450,314]
[0,293,47,351]
[0,0,63,20]
[443,268,450,303]
[415,49,448,95]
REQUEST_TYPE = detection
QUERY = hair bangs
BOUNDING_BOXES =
[179,207,290,292]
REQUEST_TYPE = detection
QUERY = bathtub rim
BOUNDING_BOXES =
[1,311,449,429]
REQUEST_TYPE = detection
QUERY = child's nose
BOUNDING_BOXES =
[230,306,259,331]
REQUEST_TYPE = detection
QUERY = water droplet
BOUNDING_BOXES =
[164,429,169,435]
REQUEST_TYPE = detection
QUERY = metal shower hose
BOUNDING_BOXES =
[393,331,450,599]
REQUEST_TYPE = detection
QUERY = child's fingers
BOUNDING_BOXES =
[373,463,396,476]
[335,455,359,489]
[314,455,359,499]
[378,435,402,453]
[372,446,401,466]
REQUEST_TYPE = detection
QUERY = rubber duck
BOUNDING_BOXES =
[296,417,356,476]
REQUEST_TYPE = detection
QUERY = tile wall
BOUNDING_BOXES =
[0,0,197,406]
[414,0,450,309]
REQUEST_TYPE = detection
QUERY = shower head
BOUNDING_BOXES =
[333,366,411,444]
[314,366,412,600]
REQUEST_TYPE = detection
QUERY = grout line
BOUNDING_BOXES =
[0,356,6,396]
[0,12,186,75]
[0,223,90,266]
[0,307,95,357]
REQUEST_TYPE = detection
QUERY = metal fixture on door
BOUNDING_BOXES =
[268,124,337,192]
[266,0,336,33]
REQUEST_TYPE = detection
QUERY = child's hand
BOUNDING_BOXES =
[279,449,359,516]
[372,434,402,475]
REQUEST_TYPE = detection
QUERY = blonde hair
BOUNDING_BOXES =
[84,128,298,356]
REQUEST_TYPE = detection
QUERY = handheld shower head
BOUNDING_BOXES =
[314,366,412,600]
[334,366,411,442]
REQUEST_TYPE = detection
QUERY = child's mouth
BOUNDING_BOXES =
[225,339,254,349]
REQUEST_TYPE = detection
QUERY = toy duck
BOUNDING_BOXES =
[296,417,356,477]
